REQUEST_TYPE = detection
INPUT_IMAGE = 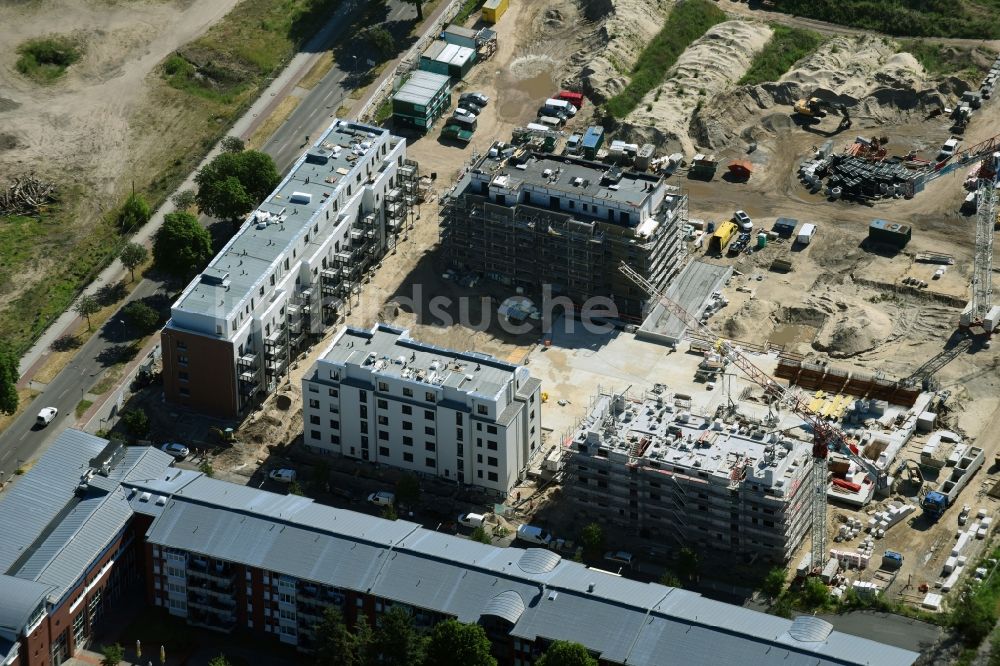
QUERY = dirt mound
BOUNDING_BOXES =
[619,20,772,154]
[813,302,892,358]
[572,0,672,103]
[692,35,969,150]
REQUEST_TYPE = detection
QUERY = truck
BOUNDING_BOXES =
[921,446,985,519]
[441,124,473,144]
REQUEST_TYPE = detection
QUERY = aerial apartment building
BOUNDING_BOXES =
[439,146,687,320]
[161,120,419,418]
[0,430,916,666]
[301,323,542,496]
[563,390,813,562]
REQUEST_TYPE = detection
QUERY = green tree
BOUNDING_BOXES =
[381,503,398,520]
[658,570,681,588]
[580,522,605,560]
[762,567,787,600]
[0,344,18,415]
[75,294,100,330]
[117,192,151,233]
[122,300,161,333]
[470,526,492,545]
[676,547,700,582]
[535,640,598,666]
[220,135,245,153]
[395,473,420,506]
[171,189,197,211]
[153,211,213,279]
[373,607,424,666]
[195,150,279,224]
[119,242,148,282]
[199,460,215,477]
[314,608,361,666]
[289,480,305,496]
[951,581,998,646]
[120,408,149,437]
[207,655,231,666]
[366,27,395,57]
[802,577,829,609]
[424,619,496,666]
[99,643,124,666]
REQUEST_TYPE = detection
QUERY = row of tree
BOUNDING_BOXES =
[312,607,598,666]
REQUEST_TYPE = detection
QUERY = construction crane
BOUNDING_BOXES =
[960,151,1000,341]
[619,263,887,572]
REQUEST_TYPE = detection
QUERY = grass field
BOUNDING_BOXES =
[738,26,824,86]
[605,0,726,118]
[771,0,1000,39]
[899,39,995,79]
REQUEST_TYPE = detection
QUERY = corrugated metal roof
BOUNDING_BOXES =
[393,71,450,106]
[481,590,525,624]
[517,548,561,574]
[0,574,53,635]
[0,429,109,573]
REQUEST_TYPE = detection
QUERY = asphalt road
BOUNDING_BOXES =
[0,277,164,479]
[0,0,419,478]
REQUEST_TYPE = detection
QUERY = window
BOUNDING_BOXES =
[359,389,367,401]
[308,385,319,393]
[379,446,390,456]
[309,415,320,425]
[456,427,463,441]
[424,426,435,436]
[402,405,412,415]
[360,405,368,419]
[425,392,435,402]
[377,415,389,425]
[378,382,388,391]
[477,454,483,463]
[477,404,488,415]
[487,425,497,434]
[530,410,535,419]
[330,434,340,445]
[488,457,498,467]
[379,430,389,441]
[476,423,482,431]
[361,436,369,448]
[178,371,189,382]
[403,452,413,462]
[402,421,413,431]
[487,441,497,451]
[488,472,498,482]
[377,399,388,409]
[329,388,339,397]
[179,387,190,397]
[477,470,483,479]
[455,412,463,425]
[424,410,434,420]
[426,458,435,468]
[311,430,321,440]
[403,436,413,446]
[425,442,436,452]
[309,399,320,408]
[477,438,483,447]
[457,443,464,456]
[403,388,413,397]
[177,354,188,367]
[330,419,340,429]
[176,341,187,351]
[330,404,339,413]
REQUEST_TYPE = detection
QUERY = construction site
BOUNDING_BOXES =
[141,0,1000,642]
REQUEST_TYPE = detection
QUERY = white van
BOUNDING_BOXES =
[367,490,395,507]
[268,468,297,484]
[544,98,577,117]
[797,223,816,245]
[538,116,564,129]
[458,512,485,528]
[516,524,553,546]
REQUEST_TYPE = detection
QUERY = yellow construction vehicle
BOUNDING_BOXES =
[793,97,829,118]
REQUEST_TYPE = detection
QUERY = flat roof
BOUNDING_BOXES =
[394,70,451,107]
[173,120,391,321]
[423,41,475,67]
[639,260,732,342]
[309,323,522,399]
[472,150,662,209]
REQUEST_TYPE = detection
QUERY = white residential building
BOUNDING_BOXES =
[301,324,542,495]
[161,120,419,417]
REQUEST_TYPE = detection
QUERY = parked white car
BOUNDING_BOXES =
[36,407,58,427]
[367,490,395,507]
[160,442,190,460]
[453,107,478,121]
[733,210,753,232]
[268,468,297,483]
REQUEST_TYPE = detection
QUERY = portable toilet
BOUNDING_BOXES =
[757,232,767,249]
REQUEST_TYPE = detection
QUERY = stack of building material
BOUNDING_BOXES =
[821,557,840,583]
[866,504,915,538]
[852,580,879,597]
[830,548,870,569]
[817,154,920,200]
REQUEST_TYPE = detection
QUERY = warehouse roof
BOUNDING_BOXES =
[393,70,451,107]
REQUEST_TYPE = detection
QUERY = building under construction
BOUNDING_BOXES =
[439,145,687,320]
[563,390,813,563]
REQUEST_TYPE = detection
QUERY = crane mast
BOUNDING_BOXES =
[618,263,886,571]
[963,152,999,336]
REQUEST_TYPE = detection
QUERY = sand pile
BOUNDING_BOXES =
[812,302,892,358]
[619,20,772,154]
[572,0,673,103]
[692,35,967,150]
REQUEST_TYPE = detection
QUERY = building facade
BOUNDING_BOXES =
[301,323,542,496]
[439,147,687,321]
[161,120,419,418]
[0,430,916,666]
[563,391,813,563]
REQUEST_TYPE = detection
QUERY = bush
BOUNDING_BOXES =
[116,192,151,233]
[16,36,82,83]
[605,0,726,118]
[770,0,1000,39]
[739,26,824,86]
[899,39,989,78]
[120,409,150,437]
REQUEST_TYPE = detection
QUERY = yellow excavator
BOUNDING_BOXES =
[793,95,852,132]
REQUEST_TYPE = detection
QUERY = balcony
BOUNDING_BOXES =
[187,607,236,634]
[186,561,235,586]
[237,353,258,370]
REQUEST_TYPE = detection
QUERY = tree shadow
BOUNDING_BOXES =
[95,280,128,307]
[96,342,140,368]
[50,333,82,352]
